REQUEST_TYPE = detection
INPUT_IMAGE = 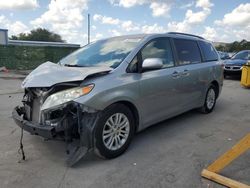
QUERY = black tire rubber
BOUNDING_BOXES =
[199,85,217,114]
[94,104,135,159]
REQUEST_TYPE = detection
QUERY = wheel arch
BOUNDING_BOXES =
[110,100,140,132]
[210,80,219,98]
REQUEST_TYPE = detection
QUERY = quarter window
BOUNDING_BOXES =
[141,38,174,68]
[173,39,201,65]
[199,41,218,61]
[127,55,139,72]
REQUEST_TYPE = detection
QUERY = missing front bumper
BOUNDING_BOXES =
[12,106,56,139]
[12,104,100,166]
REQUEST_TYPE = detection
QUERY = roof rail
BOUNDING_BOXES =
[167,32,204,39]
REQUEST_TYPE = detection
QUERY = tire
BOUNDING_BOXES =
[94,104,135,159]
[199,85,217,114]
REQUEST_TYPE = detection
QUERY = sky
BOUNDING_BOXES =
[0,0,250,45]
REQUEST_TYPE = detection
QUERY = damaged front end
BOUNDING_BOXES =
[12,83,100,166]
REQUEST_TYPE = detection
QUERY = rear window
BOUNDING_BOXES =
[232,51,249,60]
[173,39,201,65]
[199,41,218,61]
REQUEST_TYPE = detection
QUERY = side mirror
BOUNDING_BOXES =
[142,58,163,71]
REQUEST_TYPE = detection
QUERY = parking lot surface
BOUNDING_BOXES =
[0,77,249,188]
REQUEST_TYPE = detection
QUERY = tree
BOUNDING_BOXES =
[10,28,65,42]
[215,39,250,52]
[216,45,227,52]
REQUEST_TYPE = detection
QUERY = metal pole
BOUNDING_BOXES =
[88,14,90,44]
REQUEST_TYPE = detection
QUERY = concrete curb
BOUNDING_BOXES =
[0,89,24,95]
[0,70,30,79]
[0,75,26,79]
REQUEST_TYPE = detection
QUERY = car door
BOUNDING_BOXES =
[172,38,203,110]
[135,38,183,128]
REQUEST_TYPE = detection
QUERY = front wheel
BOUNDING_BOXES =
[199,85,217,114]
[94,104,135,159]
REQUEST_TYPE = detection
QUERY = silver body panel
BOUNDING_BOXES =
[22,33,223,131]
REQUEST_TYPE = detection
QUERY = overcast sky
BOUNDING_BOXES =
[0,0,250,44]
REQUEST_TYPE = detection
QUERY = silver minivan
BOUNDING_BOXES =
[13,32,223,166]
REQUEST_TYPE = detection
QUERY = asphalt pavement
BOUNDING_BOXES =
[0,77,249,188]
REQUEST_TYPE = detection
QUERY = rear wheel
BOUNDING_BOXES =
[199,85,217,113]
[94,104,135,159]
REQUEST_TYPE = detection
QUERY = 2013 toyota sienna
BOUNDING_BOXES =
[13,32,223,166]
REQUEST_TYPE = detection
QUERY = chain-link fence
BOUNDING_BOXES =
[0,45,79,70]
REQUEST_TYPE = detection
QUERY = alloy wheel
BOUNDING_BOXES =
[206,88,216,110]
[102,113,130,151]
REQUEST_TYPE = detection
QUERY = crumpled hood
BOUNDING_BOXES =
[224,59,247,66]
[22,61,112,88]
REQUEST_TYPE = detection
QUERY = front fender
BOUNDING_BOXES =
[74,80,141,111]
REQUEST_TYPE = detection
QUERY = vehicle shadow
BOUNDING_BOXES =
[74,107,218,168]
[73,114,193,168]
[36,101,224,168]
[225,75,241,81]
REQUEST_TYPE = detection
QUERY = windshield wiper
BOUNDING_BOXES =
[64,64,87,67]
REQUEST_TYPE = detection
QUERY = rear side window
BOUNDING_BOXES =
[199,41,218,61]
[141,38,174,68]
[173,39,201,65]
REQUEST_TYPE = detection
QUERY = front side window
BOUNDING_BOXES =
[173,39,201,65]
[141,38,174,68]
[199,41,218,61]
[60,37,142,68]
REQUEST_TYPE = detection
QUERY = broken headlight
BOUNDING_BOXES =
[41,84,94,110]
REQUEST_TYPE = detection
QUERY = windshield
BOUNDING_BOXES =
[59,37,142,68]
[232,51,249,60]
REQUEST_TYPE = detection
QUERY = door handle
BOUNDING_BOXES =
[172,71,180,78]
[181,69,190,76]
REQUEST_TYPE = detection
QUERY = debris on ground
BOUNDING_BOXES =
[0,66,9,73]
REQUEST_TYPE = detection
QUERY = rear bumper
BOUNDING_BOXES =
[12,106,56,139]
